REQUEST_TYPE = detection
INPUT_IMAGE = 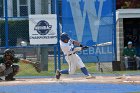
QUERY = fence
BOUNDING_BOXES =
[0,0,62,77]
[1,2,140,93]
[0,0,140,79]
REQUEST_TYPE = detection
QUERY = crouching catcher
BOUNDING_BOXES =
[0,49,41,81]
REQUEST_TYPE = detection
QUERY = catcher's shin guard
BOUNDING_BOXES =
[5,65,19,81]
[12,64,19,75]
[55,69,61,79]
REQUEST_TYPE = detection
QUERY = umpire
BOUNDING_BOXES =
[0,49,41,81]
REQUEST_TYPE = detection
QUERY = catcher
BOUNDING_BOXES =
[56,32,95,79]
[0,49,41,81]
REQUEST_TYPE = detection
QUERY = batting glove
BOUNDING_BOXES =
[82,46,89,50]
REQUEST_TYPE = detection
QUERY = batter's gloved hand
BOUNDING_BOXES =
[32,62,41,73]
[80,44,83,47]
[82,46,89,50]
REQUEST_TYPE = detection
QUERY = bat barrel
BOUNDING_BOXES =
[92,42,112,47]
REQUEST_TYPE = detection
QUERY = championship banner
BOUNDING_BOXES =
[29,14,57,45]
[62,0,116,62]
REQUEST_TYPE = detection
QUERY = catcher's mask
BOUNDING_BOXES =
[4,49,15,59]
[60,32,70,43]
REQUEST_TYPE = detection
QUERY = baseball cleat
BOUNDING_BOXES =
[116,76,123,79]
[86,74,96,79]
[5,77,16,81]
[0,78,3,81]
[55,69,61,79]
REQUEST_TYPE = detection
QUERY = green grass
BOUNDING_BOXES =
[16,65,46,76]
[17,60,55,76]
[17,60,97,76]
[17,59,140,76]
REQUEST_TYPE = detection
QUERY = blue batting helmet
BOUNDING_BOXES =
[60,32,70,42]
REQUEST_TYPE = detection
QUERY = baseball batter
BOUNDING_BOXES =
[56,32,95,79]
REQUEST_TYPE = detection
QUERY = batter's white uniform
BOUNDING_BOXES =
[60,39,85,74]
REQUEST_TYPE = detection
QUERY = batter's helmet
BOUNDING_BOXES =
[60,32,70,42]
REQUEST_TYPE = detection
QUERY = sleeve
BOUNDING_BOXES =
[73,47,82,52]
[66,47,82,55]
[61,40,82,55]
[73,40,81,46]
[69,40,82,53]
[122,47,126,56]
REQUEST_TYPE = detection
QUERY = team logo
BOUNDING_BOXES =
[34,20,52,35]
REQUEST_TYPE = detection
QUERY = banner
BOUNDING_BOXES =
[62,0,115,62]
[29,14,57,45]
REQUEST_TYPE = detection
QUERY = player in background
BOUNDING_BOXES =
[123,41,140,70]
[55,32,95,79]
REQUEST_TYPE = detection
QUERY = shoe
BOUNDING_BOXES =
[137,67,140,70]
[0,78,3,81]
[126,67,130,70]
[5,77,15,81]
[55,69,61,79]
[86,74,96,79]
[116,76,123,79]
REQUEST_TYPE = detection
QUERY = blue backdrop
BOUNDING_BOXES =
[62,0,116,62]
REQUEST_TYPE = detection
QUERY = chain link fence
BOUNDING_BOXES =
[0,0,140,79]
[0,0,60,77]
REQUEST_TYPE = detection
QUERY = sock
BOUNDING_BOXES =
[60,69,69,74]
[81,67,89,76]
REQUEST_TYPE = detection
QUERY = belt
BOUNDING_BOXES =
[65,53,75,56]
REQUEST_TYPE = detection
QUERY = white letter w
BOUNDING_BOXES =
[67,0,104,42]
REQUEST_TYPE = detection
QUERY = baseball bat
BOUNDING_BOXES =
[90,42,112,47]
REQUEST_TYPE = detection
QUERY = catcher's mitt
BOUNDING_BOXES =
[32,62,41,73]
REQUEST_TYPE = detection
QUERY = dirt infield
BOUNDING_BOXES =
[0,75,140,86]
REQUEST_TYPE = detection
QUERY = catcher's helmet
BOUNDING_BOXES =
[60,32,70,42]
[4,49,15,57]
